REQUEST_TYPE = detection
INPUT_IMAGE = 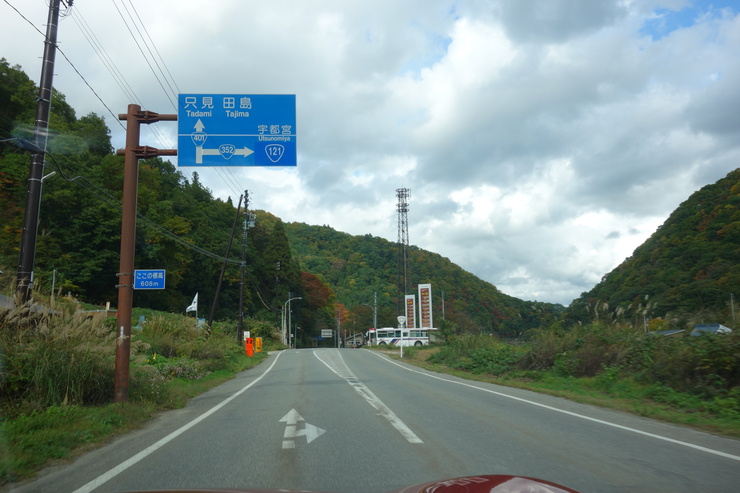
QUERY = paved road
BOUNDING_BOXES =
[8,348,740,492]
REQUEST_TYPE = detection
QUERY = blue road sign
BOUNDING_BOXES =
[177,94,296,167]
[134,269,166,290]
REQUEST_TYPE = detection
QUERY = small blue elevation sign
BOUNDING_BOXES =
[177,94,296,167]
[133,269,166,290]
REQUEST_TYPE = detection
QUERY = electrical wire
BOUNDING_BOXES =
[3,0,126,132]
[70,8,140,107]
[66,5,173,149]
[109,0,176,111]
[5,0,252,254]
[108,0,250,199]
[1,137,241,266]
[125,0,181,94]
[214,168,243,199]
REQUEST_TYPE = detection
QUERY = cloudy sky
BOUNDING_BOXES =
[2,0,738,306]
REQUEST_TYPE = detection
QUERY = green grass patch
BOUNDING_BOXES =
[389,346,740,438]
[0,300,274,485]
[1,351,267,484]
[0,403,156,483]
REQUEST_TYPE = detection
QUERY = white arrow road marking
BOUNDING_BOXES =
[280,409,326,449]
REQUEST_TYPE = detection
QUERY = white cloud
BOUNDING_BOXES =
[2,0,737,306]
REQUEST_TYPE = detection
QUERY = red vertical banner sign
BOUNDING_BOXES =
[405,295,416,329]
[418,284,433,329]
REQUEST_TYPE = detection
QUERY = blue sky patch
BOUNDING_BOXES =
[641,1,739,40]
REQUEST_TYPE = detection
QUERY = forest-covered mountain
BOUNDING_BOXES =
[565,168,739,329]
[0,58,305,323]
[0,58,558,338]
[282,220,564,335]
[3,58,736,339]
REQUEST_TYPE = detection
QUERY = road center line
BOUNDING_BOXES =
[366,350,740,462]
[71,351,285,493]
[313,349,423,444]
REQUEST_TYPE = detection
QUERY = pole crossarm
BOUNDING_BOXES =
[118,111,177,123]
[115,146,177,158]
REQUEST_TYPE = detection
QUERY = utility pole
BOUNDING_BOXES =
[373,291,378,330]
[114,104,176,403]
[208,193,244,333]
[15,0,65,303]
[237,191,254,344]
[336,310,341,348]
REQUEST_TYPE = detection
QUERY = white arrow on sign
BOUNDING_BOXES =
[280,409,326,449]
[196,145,253,164]
[190,120,254,164]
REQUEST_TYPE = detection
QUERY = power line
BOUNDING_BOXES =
[109,0,176,111]
[0,138,243,266]
[6,0,249,215]
[101,1,249,197]
[125,0,181,94]
[3,0,125,132]
[214,167,243,199]
[70,8,140,106]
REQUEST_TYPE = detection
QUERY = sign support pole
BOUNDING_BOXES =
[114,104,176,403]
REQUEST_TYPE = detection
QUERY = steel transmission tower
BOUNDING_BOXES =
[396,188,411,311]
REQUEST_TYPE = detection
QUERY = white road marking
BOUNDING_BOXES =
[367,350,740,462]
[71,352,285,493]
[313,349,423,444]
[279,408,326,449]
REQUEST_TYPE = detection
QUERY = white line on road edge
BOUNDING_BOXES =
[366,351,740,462]
[313,349,423,444]
[72,352,285,493]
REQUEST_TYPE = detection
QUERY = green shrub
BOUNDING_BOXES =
[429,335,521,375]
[522,322,642,377]
[128,366,171,406]
[0,305,115,412]
[152,356,209,380]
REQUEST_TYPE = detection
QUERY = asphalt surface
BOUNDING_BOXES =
[6,348,740,492]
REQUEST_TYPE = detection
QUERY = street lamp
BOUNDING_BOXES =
[283,296,302,348]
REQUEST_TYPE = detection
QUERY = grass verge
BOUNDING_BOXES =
[0,351,267,485]
[384,346,740,438]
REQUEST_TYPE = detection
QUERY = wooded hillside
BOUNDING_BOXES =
[1,59,558,340]
[566,168,739,329]
[4,58,736,339]
[284,221,564,335]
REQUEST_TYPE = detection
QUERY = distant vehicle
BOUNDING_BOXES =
[368,327,437,347]
[690,323,732,336]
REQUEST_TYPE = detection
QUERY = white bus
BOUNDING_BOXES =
[368,327,437,347]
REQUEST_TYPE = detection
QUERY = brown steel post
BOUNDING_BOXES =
[112,106,176,403]
[114,104,142,403]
